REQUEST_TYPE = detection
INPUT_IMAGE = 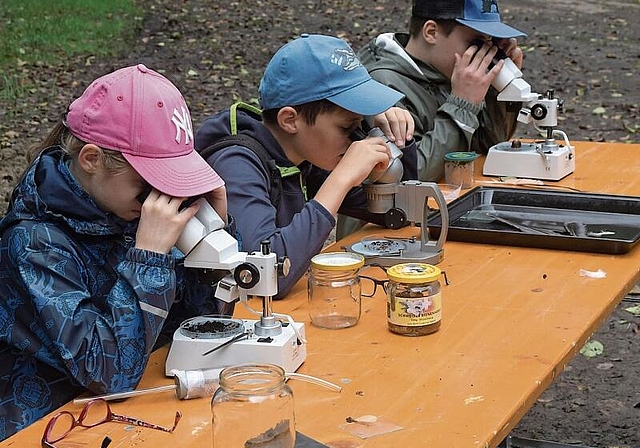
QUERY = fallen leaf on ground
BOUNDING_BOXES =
[624,305,640,316]
[580,340,604,358]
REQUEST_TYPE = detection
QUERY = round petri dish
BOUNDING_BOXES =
[179,315,245,339]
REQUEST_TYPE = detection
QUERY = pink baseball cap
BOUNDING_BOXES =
[66,64,224,197]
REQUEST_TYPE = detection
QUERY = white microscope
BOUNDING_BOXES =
[482,51,575,180]
[164,199,307,376]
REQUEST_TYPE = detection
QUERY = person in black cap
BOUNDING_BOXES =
[358,0,526,182]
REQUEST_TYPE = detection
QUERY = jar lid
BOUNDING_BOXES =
[387,263,441,283]
[444,151,479,162]
[311,252,365,270]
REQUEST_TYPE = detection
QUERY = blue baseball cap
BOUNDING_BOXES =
[412,0,526,39]
[259,34,404,116]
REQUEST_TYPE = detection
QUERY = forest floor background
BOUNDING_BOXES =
[0,0,639,446]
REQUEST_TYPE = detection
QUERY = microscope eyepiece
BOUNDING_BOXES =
[349,127,368,142]
[470,39,508,70]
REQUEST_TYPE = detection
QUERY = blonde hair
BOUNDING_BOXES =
[28,121,129,173]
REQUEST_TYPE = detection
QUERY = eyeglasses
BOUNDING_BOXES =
[360,263,389,298]
[361,276,389,297]
[41,398,181,448]
[360,263,450,298]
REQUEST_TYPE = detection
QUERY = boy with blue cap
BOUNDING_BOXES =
[195,34,417,298]
[358,0,527,181]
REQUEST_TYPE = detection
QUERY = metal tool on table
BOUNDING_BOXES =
[482,46,575,181]
[164,199,306,376]
[346,127,449,267]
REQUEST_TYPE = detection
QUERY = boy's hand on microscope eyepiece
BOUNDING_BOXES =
[341,138,390,186]
[452,43,502,105]
[495,37,523,69]
[373,107,414,148]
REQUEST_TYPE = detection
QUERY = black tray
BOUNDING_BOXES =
[427,186,640,254]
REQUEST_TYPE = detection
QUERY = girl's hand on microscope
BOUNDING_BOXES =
[203,185,228,225]
[136,189,199,254]
[373,107,415,149]
[495,37,524,69]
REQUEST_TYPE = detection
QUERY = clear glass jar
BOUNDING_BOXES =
[444,151,479,189]
[386,263,442,336]
[308,252,365,329]
[211,363,295,448]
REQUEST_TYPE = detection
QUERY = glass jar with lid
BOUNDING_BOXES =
[211,363,295,448]
[386,263,442,336]
[444,151,479,188]
[308,252,365,329]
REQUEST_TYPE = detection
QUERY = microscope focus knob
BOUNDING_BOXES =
[234,263,260,289]
[530,103,548,121]
[384,208,407,229]
[278,257,291,278]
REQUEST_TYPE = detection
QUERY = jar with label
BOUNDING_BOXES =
[308,252,364,329]
[386,263,442,336]
[211,363,295,448]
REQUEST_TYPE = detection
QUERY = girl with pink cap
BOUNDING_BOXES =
[0,64,230,440]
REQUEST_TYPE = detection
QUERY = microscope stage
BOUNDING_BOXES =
[349,237,445,267]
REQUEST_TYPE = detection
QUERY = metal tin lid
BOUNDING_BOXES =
[444,151,479,162]
[387,263,441,283]
[311,252,365,270]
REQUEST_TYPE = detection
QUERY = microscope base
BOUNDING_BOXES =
[483,141,575,181]
[165,318,306,376]
[348,239,445,267]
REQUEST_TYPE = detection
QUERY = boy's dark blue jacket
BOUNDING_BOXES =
[0,147,227,441]
[195,108,418,298]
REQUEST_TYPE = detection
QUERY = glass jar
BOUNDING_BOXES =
[386,263,442,336]
[444,151,479,189]
[211,363,295,448]
[308,252,364,329]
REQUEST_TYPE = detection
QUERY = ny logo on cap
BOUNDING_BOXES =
[172,106,193,145]
[482,0,500,14]
[330,48,361,71]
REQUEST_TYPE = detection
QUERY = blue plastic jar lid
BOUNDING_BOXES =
[444,151,479,162]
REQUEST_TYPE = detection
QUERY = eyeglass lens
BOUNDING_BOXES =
[80,399,112,426]
[45,412,76,443]
[44,400,113,444]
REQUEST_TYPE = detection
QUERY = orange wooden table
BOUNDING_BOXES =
[3,141,640,448]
